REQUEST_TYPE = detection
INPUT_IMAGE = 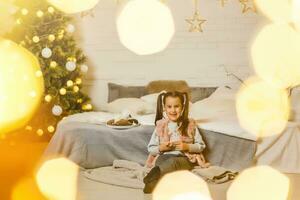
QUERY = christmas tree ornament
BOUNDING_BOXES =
[48,125,55,133]
[52,105,63,116]
[37,10,44,18]
[33,36,40,43]
[37,129,44,136]
[66,61,76,71]
[73,86,79,93]
[59,88,67,95]
[41,47,52,58]
[0,39,44,135]
[185,0,206,32]
[45,95,52,102]
[48,34,56,42]
[80,64,89,73]
[47,0,100,14]
[67,80,74,87]
[66,24,75,33]
[117,0,175,55]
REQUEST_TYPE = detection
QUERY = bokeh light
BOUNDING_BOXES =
[11,177,46,200]
[227,166,290,200]
[0,38,44,135]
[47,0,100,14]
[251,23,300,88]
[153,170,212,200]
[254,0,292,23]
[117,0,175,55]
[36,158,79,200]
[236,77,289,138]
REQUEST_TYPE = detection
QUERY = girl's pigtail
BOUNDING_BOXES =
[179,92,190,136]
[155,92,165,125]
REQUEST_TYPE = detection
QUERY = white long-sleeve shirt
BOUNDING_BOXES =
[147,121,206,156]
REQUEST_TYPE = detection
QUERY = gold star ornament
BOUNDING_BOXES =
[185,11,206,32]
[240,0,257,13]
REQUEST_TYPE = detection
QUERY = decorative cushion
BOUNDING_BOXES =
[108,83,147,103]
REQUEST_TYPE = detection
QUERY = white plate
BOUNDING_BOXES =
[105,123,140,130]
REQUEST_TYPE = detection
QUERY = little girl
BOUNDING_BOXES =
[143,91,209,193]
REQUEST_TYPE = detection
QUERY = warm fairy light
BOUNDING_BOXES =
[117,0,175,55]
[36,158,79,200]
[47,0,100,14]
[50,61,57,68]
[236,77,289,138]
[36,10,44,18]
[73,85,79,92]
[32,36,40,43]
[227,166,290,200]
[292,0,300,32]
[45,94,52,102]
[254,0,292,23]
[153,171,212,200]
[48,34,55,42]
[37,129,44,136]
[252,23,300,89]
[47,126,55,133]
[0,38,44,135]
[59,88,67,95]
[75,78,82,85]
[67,80,74,87]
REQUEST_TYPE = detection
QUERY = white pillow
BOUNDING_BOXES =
[105,98,155,115]
[140,92,161,104]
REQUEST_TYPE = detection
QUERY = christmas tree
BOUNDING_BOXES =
[5,0,93,142]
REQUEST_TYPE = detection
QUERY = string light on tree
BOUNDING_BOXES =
[48,6,55,13]
[67,80,74,87]
[45,95,52,102]
[21,8,29,15]
[48,34,55,42]
[50,61,57,68]
[75,78,82,85]
[37,129,44,136]
[33,36,40,43]
[73,86,79,93]
[59,88,67,95]
[47,126,55,133]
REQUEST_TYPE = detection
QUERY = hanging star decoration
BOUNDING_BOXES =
[239,0,257,13]
[80,8,95,18]
[186,11,206,32]
[220,0,229,7]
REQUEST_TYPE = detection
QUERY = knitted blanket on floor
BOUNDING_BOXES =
[83,160,238,189]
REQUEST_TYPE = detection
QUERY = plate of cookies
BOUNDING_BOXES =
[106,118,140,129]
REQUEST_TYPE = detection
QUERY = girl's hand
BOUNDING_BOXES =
[173,141,189,151]
[159,142,173,152]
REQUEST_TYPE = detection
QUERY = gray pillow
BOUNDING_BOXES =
[108,83,147,103]
[190,87,217,102]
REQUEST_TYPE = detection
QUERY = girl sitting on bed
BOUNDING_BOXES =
[143,91,209,193]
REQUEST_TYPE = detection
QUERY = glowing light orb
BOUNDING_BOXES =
[227,166,290,200]
[252,23,300,88]
[153,170,212,200]
[12,177,46,200]
[47,0,99,14]
[36,158,79,200]
[254,0,292,23]
[0,38,44,135]
[117,0,175,55]
[236,78,289,138]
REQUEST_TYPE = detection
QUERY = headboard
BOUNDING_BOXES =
[108,81,217,103]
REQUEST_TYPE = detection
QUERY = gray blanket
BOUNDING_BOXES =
[43,121,256,170]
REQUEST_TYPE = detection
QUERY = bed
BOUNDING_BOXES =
[43,81,300,173]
